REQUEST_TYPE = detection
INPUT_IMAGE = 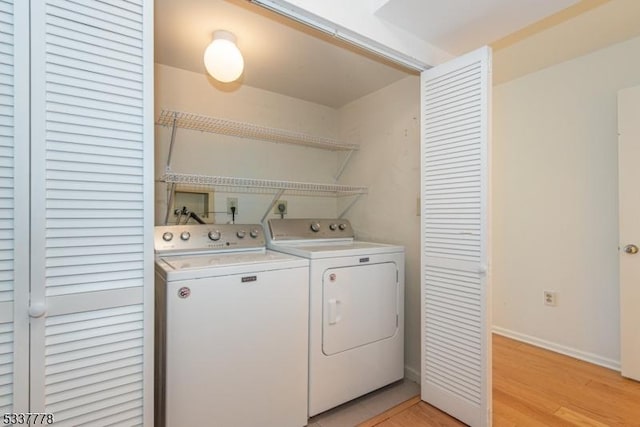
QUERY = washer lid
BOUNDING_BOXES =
[156,249,309,281]
[161,250,303,271]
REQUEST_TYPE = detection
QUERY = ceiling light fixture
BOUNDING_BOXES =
[203,30,244,83]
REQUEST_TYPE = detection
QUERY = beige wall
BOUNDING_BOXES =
[338,76,421,379]
[492,35,640,368]
[155,64,340,224]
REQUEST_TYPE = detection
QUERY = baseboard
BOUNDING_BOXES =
[404,365,421,384]
[492,326,621,371]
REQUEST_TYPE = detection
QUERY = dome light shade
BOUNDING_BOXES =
[204,30,244,83]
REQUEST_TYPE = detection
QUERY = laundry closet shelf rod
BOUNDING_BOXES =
[160,172,368,196]
[157,109,359,151]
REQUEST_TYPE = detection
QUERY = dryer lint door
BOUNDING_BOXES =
[322,262,398,356]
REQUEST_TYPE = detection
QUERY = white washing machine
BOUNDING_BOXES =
[154,224,309,427]
[266,218,405,416]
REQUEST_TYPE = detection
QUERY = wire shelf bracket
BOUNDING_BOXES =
[261,189,286,224]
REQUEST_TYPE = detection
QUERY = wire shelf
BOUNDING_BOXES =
[157,109,359,151]
[160,172,368,197]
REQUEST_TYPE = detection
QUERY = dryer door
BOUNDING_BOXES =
[323,262,398,356]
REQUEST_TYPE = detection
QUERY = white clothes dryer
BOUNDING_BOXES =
[266,218,405,416]
[155,223,309,427]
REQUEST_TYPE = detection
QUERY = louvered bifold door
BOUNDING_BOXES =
[420,46,491,427]
[0,0,29,417]
[29,1,154,426]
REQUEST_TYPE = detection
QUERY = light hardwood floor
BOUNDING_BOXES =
[359,334,640,426]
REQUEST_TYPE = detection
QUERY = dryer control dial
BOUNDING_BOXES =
[162,232,173,242]
[236,230,246,239]
[180,231,191,241]
[338,223,347,231]
[329,223,338,231]
[208,230,221,241]
[249,229,260,238]
[310,222,321,232]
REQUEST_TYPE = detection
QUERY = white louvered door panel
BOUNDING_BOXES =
[0,0,28,417]
[420,47,491,427]
[29,0,153,425]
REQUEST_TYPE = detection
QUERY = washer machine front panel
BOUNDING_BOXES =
[162,267,309,427]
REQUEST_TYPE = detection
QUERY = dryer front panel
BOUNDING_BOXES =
[322,262,398,355]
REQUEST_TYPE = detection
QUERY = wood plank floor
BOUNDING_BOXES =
[359,334,640,426]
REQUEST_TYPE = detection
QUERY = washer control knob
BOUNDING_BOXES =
[338,223,347,231]
[180,231,191,241]
[208,230,221,241]
[162,232,173,242]
[250,229,260,238]
[329,223,338,231]
[236,230,246,239]
[310,222,321,232]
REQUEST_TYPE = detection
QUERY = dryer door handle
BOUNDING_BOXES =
[328,299,341,325]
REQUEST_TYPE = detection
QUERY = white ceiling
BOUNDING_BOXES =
[154,0,624,108]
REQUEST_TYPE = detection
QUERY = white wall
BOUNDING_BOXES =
[338,76,421,379]
[155,63,340,225]
[492,35,640,368]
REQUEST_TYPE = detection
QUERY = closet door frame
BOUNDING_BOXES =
[6,0,30,414]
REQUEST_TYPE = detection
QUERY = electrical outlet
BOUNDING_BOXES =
[544,290,558,307]
[226,197,238,214]
[273,200,287,214]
